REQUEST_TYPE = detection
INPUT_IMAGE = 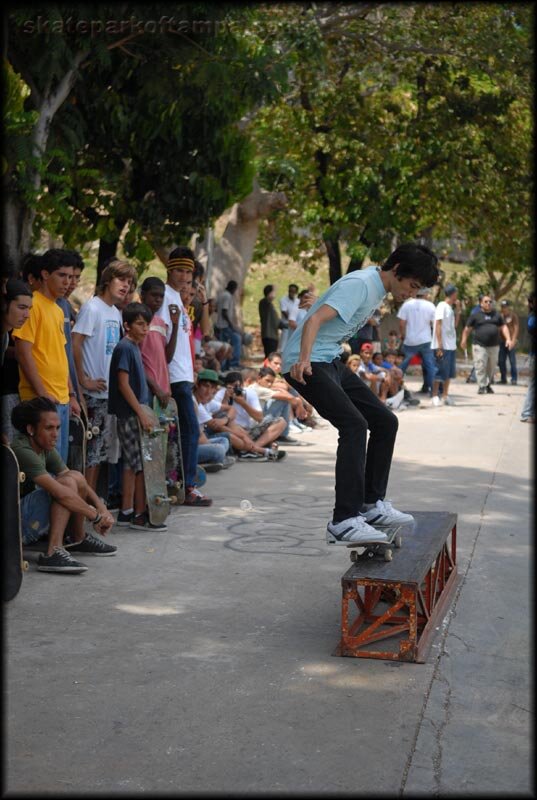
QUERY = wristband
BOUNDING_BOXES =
[92,512,102,525]
[202,301,209,306]
[69,392,76,397]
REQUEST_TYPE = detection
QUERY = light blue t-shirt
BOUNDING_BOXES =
[281,266,386,372]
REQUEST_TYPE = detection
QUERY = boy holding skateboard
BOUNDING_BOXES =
[282,243,440,545]
[108,302,166,531]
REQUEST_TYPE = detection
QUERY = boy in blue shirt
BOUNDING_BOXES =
[282,243,439,545]
[108,302,166,531]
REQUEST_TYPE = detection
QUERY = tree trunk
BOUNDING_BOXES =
[324,236,342,285]
[3,194,32,270]
[347,257,364,273]
[96,237,120,284]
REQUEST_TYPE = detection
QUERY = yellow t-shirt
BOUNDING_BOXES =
[14,291,69,403]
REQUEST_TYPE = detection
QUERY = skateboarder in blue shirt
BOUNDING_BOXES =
[282,243,440,545]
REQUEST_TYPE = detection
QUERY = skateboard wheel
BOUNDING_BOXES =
[384,549,393,562]
[91,426,100,435]
[19,472,26,482]
[86,431,93,440]
[394,535,402,548]
[170,495,177,505]
[22,560,29,571]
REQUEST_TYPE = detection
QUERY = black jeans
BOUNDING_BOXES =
[262,337,279,358]
[284,359,399,524]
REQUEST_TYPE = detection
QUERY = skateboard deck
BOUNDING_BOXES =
[153,397,185,504]
[2,444,29,601]
[67,414,88,473]
[346,524,403,563]
[139,404,175,525]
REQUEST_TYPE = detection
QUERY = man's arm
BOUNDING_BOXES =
[117,371,154,432]
[459,325,472,350]
[233,394,263,423]
[398,318,407,341]
[434,319,443,352]
[71,332,107,393]
[500,324,512,349]
[165,305,180,362]
[511,313,519,345]
[290,304,339,384]
[34,471,109,522]
[14,339,59,403]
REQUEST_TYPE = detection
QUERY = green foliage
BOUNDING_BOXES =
[250,3,533,285]
[6,3,287,272]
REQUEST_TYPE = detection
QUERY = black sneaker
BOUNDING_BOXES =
[403,389,420,406]
[478,387,487,394]
[65,532,118,556]
[266,448,287,461]
[37,547,88,574]
[199,462,224,473]
[486,385,494,394]
[106,494,122,510]
[276,435,300,445]
[129,512,168,531]
[116,510,133,527]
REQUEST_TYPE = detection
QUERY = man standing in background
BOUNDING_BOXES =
[460,295,512,395]
[498,299,519,385]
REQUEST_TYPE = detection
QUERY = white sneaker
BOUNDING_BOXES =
[431,396,441,407]
[444,396,455,406]
[326,516,388,545]
[361,500,414,526]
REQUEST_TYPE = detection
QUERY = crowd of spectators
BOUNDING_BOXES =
[1,248,533,576]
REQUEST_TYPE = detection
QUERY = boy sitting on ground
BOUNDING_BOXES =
[10,397,116,573]
[207,372,287,461]
[193,369,235,471]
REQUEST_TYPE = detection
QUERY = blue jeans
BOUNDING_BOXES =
[21,488,51,544]
[171,381,200,489]
[400,342,436,390]
[215,327,241,368]
[198,437,228,465]
[521,355,534,420]
[498,343,518,383]
[264,398,291,436]
[56,402,70,464]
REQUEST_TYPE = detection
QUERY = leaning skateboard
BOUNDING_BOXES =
[153,397,186,504]
[67,414,90,473]
[346,524,403,563]
[138,404,177,525]
[2,444,29,601]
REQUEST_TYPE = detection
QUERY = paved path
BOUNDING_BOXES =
[5,377,532,794]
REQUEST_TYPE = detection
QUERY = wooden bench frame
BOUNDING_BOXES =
[333,512,459,663]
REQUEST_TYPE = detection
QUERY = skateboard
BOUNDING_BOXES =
[346,524,403,563]
[153,397,185,504]
[79,409,109,503]
[2,444,29,601]
[138,404,177,525]
[67,414,90,473]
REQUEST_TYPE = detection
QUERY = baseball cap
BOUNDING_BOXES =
[197,368,222,384]
[500,299,510,307]
[360,343,374,353]
[444,284,457,297]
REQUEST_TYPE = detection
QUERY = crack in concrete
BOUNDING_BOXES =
[399,421,512,796]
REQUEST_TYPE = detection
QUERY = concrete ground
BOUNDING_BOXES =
[5,375,533,795]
